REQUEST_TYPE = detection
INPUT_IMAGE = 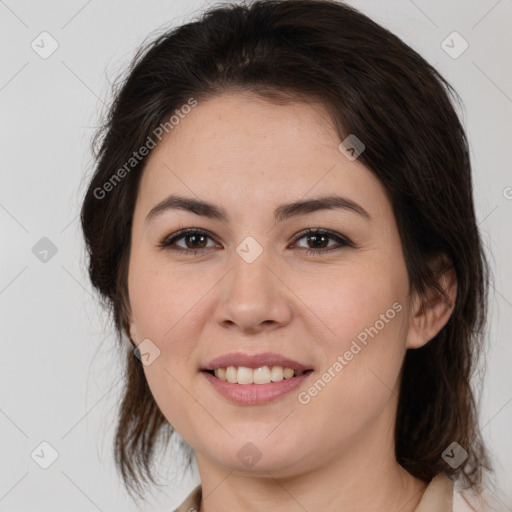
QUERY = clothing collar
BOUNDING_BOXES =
[173,472,454,511]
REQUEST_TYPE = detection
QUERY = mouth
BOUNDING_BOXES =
[201,366,314,385]
[201,365,314,405]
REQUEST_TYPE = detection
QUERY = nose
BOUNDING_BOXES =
[213,247,293,335]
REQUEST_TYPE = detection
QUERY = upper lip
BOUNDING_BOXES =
[202,352,312,371]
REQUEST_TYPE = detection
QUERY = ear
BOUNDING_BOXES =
[123,307,138,348]
[128,316,139,346]
[406,253,457,349]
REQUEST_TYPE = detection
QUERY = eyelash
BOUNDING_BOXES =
[158,228,354,256]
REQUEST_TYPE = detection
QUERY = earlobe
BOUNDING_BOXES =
[406,257,457,350]
[129,321,138,345]
[124,312,138,348]
[121,297,137,348]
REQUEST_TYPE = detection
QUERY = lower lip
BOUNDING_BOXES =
[201,370,313,405]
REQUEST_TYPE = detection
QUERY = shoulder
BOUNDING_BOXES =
[412,471,511,512]
[414,472,454,512]
[453,478,511,512]
[172,484,202,512]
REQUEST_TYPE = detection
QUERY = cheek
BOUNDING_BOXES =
[293,258,408,345]
[128,256,202,342]
[128,258,208,404]
[129,263,204,431]
[142,361,209,451]
[295,262,408,425]
[297,308,407,447]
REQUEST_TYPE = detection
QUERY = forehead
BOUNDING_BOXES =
[136,92,391,220]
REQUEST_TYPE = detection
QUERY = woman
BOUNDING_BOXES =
[80,0,505,510]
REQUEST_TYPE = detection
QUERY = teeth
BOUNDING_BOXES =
[213,365,305,384]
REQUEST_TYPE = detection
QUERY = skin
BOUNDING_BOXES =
[127,91,457,512]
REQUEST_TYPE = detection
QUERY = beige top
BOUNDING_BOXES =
[173,472,458,512]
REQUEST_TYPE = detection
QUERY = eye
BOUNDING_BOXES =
[291,228,353,255]
[158,228,218,255]
[158,228,354,256]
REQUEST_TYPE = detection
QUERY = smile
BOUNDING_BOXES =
[201,368,314,405]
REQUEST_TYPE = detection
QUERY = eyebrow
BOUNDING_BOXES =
[145,193,371,226]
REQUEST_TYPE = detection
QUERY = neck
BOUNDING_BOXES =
[195,419,428,512]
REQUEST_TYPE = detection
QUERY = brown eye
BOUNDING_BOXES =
[182,233,208,249]
[158,227,353,256]
[292,229,353,255]
[159,229,217,254]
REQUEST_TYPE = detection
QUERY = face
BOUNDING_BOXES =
[127,91,419,477]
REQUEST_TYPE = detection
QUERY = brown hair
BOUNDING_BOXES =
[80,0,492,500]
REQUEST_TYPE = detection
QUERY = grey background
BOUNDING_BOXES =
[1,0,511,510]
